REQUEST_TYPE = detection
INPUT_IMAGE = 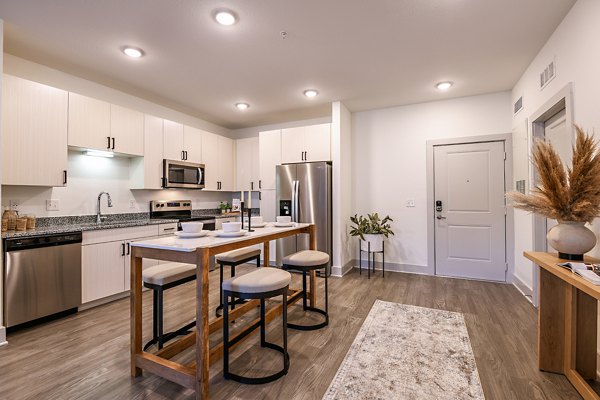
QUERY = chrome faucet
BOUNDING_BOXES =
[96,192,113,223]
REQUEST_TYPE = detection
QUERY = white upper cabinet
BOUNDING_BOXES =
[130,114,163,189]
[219,136,235,191]
[184,125,203,164]
[163,119,185,160]
[68,93,144,156]
[2,75,68,187]
[68,92,111,151]
[110,104,144,156]
[304,123,331,162]
[259,129,282,190]
[236,137,260,191]
[281,126,305,164]
[201,131,219,190]
[281,123,331,164]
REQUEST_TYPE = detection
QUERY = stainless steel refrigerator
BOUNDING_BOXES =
[276,162,332,273]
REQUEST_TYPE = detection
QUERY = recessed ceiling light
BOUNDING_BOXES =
[214,9,237,26]
[122,46,144,58]
[436,81,453,91]
[235,102,250,110]
[303,89,319,98]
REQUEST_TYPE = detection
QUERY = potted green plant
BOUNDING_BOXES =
[226,202,232,213]
[349,213,394,252]
[219,201,228,214]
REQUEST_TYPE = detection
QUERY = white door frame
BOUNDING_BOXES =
[426,133,514,280]
[529,83,574,307]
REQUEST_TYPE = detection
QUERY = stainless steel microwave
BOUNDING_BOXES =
[163,159,205,189]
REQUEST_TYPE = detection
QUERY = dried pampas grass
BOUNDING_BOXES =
[508,125,600,223]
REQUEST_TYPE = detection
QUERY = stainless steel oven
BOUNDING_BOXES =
[163,159,205,189]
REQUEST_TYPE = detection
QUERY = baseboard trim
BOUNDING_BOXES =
[78,291,130,311]
[0,326,7,347]
[352,259,429,275]
[331,260,355,277]
[512,274,533,303]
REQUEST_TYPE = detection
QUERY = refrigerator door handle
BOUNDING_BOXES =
[294,180,300,222]
[291,180,298,223]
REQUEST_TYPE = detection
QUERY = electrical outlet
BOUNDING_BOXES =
[129,199,136,209]
[46,199,60,211]
[9,200,20,211]
[406,199,416,207]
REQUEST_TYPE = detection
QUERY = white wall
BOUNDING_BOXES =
[511,0,600,290]
[352,92,512,272]
[331,101,353,275]
[2,151,232,217]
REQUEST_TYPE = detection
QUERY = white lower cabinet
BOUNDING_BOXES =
[81,223,176,304]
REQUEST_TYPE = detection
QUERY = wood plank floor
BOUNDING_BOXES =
[0,267,583,400]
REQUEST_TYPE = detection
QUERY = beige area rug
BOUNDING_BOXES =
[323,300,485,399]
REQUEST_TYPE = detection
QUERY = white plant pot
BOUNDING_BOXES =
[547,220,597,260]
[360,234,384,252]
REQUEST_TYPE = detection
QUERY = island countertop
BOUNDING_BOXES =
[130,223,310,252]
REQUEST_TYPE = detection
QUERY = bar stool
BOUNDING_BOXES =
[222,267,291,384]
[282,250,329,331]
[142,262,196,350]
[215,247,261,317]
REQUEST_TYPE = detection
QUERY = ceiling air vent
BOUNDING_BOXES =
[539,60,556,90]
[514,96,523,115]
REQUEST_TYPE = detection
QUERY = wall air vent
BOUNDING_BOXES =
[514,96,523,115]
[539,60,556,90]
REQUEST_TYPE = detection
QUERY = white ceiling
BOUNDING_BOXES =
[0,0,575,130]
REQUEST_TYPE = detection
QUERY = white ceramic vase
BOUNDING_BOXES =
[546,221,597,260]
[360,234,384,252]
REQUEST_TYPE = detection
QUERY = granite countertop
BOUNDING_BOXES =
[2,218,180,239]
[1,208,260,239]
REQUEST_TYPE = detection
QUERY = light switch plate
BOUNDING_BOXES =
[406,199,416,207]
[129,199,136,209]
[46,199,60,211]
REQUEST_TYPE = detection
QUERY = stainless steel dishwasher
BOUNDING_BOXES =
[3,232,82,328]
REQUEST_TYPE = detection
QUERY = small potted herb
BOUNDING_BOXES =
[349,213,394,252]
[226,202,232,213]
[219,201,228,214]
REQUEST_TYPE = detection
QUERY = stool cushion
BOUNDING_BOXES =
[222,267,291,294]
[216,247,261,263]
[282,250,329,267]
[143,262,196,286]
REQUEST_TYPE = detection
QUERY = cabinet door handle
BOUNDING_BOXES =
[251,181,254,190]
[219,181,222,190]
[259,191,262,201]
[63,170,68,185]
[163,227,175,232]
[126,242,131,255]
[259,180,262,189]
[107,136,111,149]
[181,150,185,160]
[186,151,189,160]
[111,137,115,150]
[121,243,126,256]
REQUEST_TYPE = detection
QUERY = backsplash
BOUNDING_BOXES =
[1,150,260,217]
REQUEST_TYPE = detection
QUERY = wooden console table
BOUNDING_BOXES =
[524,251,600,400]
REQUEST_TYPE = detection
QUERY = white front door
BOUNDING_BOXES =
[434,141,507,281]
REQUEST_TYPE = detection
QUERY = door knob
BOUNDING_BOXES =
[436,215,446,220]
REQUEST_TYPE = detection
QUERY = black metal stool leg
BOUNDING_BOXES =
[260,298,266,347]
[223,291,230,377]
[302,271,308,311]
[157,288,164,349]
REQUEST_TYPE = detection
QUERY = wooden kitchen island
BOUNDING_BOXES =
[524,251,600,400]
[130,223,317,399]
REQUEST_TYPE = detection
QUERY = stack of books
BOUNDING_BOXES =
[556,262,600,285]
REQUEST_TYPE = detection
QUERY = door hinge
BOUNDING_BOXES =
[505,263,509,272]
[503,151,507,160]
